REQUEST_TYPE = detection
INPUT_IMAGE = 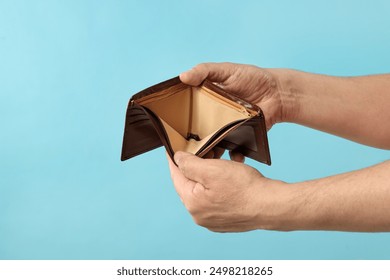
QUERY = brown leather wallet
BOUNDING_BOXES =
[121,77,271,165]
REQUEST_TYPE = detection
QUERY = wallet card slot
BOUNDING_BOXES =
[121,117,163,161]
[127,118,150,126]
[128,118,150,124]
[129,106,144,112]
[127,104,155,123]
[128,111,147,117]
[129,112,147,117]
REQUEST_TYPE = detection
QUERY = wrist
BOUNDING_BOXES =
[267,68,304,124]
[253,178,314,231]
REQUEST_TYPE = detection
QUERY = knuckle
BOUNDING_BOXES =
[192,182,206,196]
[194,63,207,70]
[178,157,189,174]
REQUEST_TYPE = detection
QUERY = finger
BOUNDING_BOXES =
[174,151,214,185]
[179,62,236,86]
[203,147,225,159]
[213,147,225,159]
[166,153,194,201]
[229,151,245,163]
[203,150,215,159]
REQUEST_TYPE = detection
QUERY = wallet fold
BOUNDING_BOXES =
[121,76,271,165]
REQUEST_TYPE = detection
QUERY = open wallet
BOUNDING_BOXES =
[120,76,271,165]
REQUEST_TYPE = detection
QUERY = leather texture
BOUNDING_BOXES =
[121,76,271,165]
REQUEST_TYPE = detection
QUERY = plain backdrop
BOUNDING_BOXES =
[1,0,390,259]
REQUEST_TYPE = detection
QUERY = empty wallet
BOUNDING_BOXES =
[121,76,271,165]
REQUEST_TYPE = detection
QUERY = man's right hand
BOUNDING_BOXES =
[179,62,296,131]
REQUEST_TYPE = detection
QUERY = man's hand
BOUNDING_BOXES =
[168,152,390,232]
[168,151,295,232]
[180,62,296,130]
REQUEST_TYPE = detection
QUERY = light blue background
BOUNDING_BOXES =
[1,0,390,259]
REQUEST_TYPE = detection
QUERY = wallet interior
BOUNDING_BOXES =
[135,83,255,155]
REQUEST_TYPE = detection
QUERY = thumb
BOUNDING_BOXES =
[174,151,212,185]
[166,152,193,202]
